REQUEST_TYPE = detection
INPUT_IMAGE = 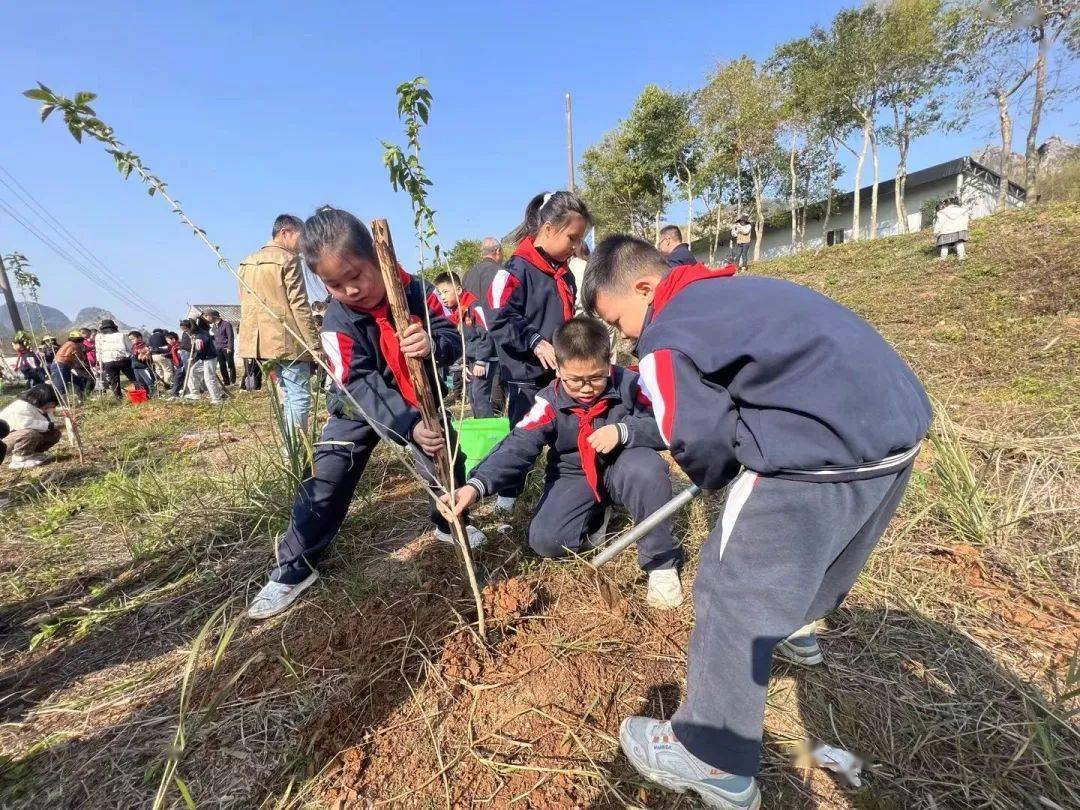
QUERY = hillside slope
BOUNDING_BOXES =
[1,204,1077,810]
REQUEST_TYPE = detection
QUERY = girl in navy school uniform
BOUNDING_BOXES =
[486,190,591,509]
[247,207,486,620]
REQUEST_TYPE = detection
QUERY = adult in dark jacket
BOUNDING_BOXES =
[204,309,236,386]
[487,191,592,508]
[147,327,174,386]
[658,225,698,268]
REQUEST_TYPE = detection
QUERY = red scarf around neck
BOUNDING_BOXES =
[569,396,612,501]
[513,236,575,321]
[354,267,420,409]
[650,262,737,321]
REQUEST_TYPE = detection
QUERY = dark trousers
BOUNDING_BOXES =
[101,358,141,399]
[50,362,89,398]
[468,367,496,418]
[217,349,236,386]
[671,463,914,777]
[528,447,680,571]
[498,379,547,497]
[270,415,469,585]
[169,362,188,397]
[735,242,750,268]
[242,359,263,391]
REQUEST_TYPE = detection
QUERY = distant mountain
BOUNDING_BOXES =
[0,302,130,340]
[0,301,71,339]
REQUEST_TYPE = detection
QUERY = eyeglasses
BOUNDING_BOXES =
[561,372,609,388]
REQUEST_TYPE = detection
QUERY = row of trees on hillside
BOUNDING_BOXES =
[580,0,1078,262]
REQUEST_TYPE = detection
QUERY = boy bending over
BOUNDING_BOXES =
[582,236,932,809]
[445,316,684,608]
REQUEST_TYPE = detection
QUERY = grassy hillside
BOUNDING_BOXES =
[0,203,1077,809]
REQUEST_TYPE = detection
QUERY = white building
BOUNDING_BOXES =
[753,156,1026,261]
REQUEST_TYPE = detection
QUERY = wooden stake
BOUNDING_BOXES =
[370,218,487,640]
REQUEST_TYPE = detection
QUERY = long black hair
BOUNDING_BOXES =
[300,206,377,275]
[509,191,591,243]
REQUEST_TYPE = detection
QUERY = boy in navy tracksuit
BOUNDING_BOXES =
[433,271,499,419]
[247,208,485,621]
[487,191,592,508]
[582,236,932,809]
[444,317,684,608]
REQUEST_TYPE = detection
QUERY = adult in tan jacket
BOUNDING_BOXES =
[238,214,319,437]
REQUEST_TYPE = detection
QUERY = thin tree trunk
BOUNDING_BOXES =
[852,121,870,242]
[735,163,743,218]
[654,207,661,246]
[893,104,909,234]
[685,170,693,246]
[869,125,880,239]
[710,202,723,264]
[1023,38,1047,194]
[789,131,798,252]
[821,141,837,241]
[799,165,811,247]
[752,165,765,263]
[995,90,1012,211]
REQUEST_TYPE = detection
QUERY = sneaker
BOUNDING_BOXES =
[585,507,613,549]
[246,571,319,620]
[434,524,487,550]
[774,621,824,667]
[646,568,685,609]
[494,495,517,512]
[183,393,201,401]
[619,717,761,809]
[9,454,47,470]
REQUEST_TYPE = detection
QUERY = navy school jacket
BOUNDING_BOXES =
[488,253,576,384]
[465,366,664,497]
[320,275,462,442]
[636,274,932,491]
[664,243,698,268]
[428,290,497,367]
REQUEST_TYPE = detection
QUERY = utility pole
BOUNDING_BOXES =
[0,254,24,334]
[565,92,576,192]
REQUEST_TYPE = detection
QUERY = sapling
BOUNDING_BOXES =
[25,84,487,631]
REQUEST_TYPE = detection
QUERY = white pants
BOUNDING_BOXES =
[186,360,224,403]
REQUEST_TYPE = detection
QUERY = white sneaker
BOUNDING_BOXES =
[9,454,48,470]
[246,571,319,620]
[434,524,487,549]
[774,621,824,667]
[646,568,685,609]
[619,717,761,809]
[494,496,517,512]
[183,393,201,401]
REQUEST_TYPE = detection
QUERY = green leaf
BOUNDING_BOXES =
[74,91,98,105]
[40,104,56,122]
[67,123,83,143]
[148,186,156,197]
[23,88,53,102]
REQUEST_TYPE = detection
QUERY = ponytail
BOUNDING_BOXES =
[509,190,591,243]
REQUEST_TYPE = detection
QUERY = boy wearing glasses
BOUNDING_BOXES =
[443,316,683,608]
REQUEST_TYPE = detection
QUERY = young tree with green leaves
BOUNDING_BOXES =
[579,127,659,238]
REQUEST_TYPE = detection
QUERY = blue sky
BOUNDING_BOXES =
[2,1,1076,327]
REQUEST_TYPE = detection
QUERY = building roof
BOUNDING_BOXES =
[187,304,242,323]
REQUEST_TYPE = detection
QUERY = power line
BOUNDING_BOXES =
[0,163,169,321]
[0,197,167,323]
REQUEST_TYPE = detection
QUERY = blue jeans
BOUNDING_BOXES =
[278,361,313,438]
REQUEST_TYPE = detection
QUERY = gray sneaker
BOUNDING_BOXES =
[775,621,824,667]
[246,571,319,620]
[619,717,761,809]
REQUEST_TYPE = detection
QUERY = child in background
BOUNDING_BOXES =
[184,317,225,405]
[247,207,486,621]
[0,384,63,469]
[433,270,499,418]
[487,190,591,510]
[12,339,46,387]
[96,319,142,399]
[581,235,932,810]
[128,331,156,397]
[445,317,683,608]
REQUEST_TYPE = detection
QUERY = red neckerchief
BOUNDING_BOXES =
[513,236,575,320]
[354,267,420,409]
[455,290,479,327]
[650,262,737,321]
[569,396,613,502]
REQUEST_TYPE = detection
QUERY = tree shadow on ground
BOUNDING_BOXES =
[589,606,1077,809]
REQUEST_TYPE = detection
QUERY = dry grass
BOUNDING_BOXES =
[1,203,1078,808]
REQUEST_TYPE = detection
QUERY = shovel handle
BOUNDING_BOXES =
[591,484,701,568]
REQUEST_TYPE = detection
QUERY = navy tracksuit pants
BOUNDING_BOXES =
[528,446,681,572]
[468,368,496,418]
[497,378,549,498]
[671,463,914,776]
[270,415,467,585]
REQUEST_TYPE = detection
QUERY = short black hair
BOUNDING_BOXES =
[165,331,179,340]
[581,235,669,316]
[20,384,59,409]
[301,207,376,273]
[272,214,304,238]
[660,224,683,242]
[433,270,461,287]
[128,330,143,339]
[179,319,194,330]
[553,316,611,366]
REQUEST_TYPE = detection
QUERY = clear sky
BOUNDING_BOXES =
[2,1,1076,327]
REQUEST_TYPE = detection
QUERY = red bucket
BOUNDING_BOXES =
[126,387,149,405]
